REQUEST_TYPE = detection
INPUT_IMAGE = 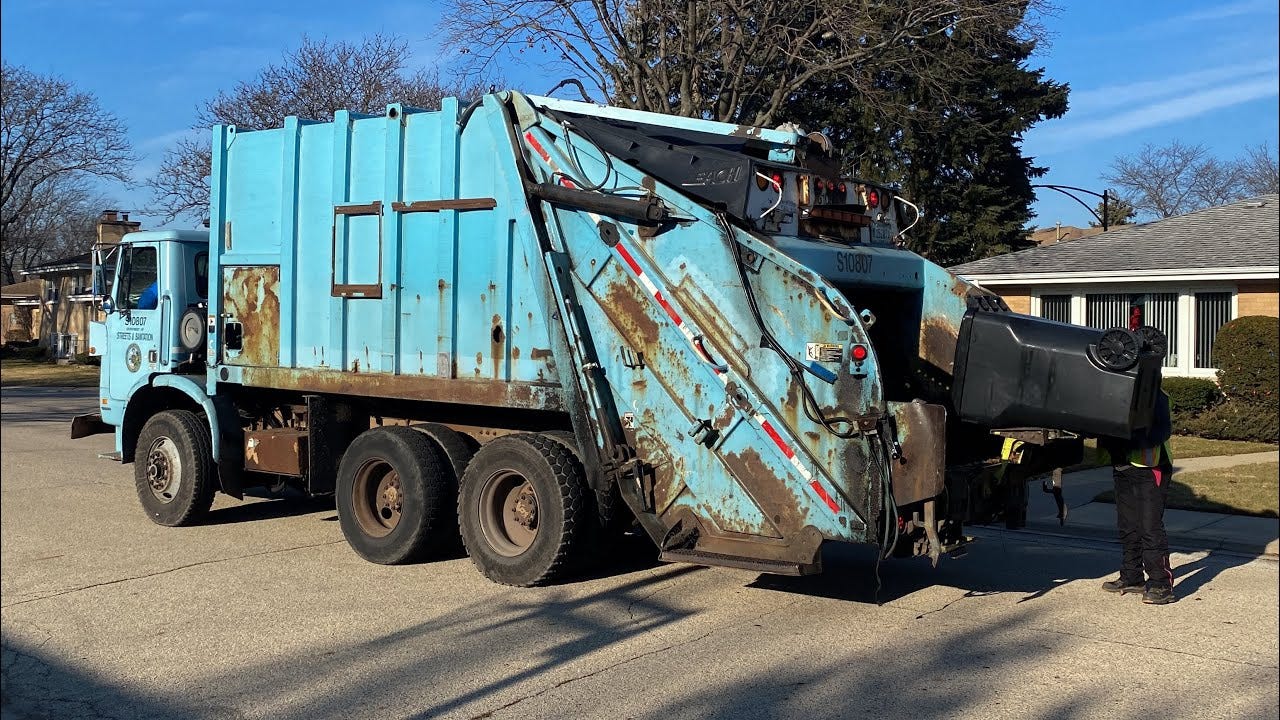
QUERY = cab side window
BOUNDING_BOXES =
[119,247,158,311]
[194,252,208,300]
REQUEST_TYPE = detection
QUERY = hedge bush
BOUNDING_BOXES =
[1182,401,1280,444]
[1214,315,1279,406]
[0,344,47,361]
[1162,376,1221,415]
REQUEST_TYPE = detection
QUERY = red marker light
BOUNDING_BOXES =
[826,180,836,191]
[771,172,784,187]
[851,344,869,362]
[867,189,880,207]
[838,182,847,193]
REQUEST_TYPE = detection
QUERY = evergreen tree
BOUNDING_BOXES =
[1090,193,1136,228]
[787,7,1068,266]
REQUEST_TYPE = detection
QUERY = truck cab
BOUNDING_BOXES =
[88,230,211,459]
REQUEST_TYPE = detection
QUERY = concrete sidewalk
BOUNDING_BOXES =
[1024,452,1280,557]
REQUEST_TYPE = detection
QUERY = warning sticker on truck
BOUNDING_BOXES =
[805,343,843,363]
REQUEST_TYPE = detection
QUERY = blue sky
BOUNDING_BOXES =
[2,0,1277,231]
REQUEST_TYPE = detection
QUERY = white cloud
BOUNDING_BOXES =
[1068,60,1280,115]
[1032,75,1279,153]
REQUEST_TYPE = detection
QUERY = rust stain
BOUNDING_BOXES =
[222,265,281,367]
[491,314,504,379]
[601,275,661,354]
[239,366,566,410]
[530,348,553,360]
[920,317,958,374]
[721,447,807,538]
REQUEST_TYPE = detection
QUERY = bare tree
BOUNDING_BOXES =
[1,62,133,280]
[1104,141,1247,219]
[149,34,488,224]
[441,0,1050,126]
[0,176,106,284]
[1237,142,1279,196]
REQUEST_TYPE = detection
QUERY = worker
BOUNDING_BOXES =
[1098,391,1175,605]
[137,281,158,310]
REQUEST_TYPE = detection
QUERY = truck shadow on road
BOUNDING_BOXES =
[746,531,1262,606]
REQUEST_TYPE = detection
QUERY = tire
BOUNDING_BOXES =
[409,423,476,549]
[336,426,452,565]
[134,410,217,527]
[459,433,588,586]
[542,430,633,539]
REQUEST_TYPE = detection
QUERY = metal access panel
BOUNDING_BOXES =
[222,265,281,367]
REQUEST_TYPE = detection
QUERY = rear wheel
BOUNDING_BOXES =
[459,433,588,586]
[337,426,452,565]
[134,410,216,527]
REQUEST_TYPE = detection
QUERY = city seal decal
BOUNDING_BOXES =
[125,343,142,372]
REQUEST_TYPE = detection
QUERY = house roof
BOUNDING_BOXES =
[951,194,1280,279]
[21,252,91,276]
[1,280,43,299]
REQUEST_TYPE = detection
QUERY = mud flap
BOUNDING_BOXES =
[70,413,112,439]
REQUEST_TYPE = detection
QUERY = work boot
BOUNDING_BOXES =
[1101,578,1145,594]
[1142,585,1175,605]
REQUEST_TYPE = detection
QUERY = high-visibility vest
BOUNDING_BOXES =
[1099,441,1173,468]
[1129,442,1172,468]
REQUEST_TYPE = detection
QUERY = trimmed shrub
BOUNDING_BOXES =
[0,344,47,361]
[1162,376,1221,415]
[1183,402,1279,444]
[1214,315,1279,406]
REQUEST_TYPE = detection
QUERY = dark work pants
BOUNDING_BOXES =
[1114,463,1174,588]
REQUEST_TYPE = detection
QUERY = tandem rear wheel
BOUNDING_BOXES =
[336,425,472,565]
[459,433,591,587]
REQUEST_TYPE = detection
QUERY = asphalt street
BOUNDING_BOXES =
[2,387,1277,720]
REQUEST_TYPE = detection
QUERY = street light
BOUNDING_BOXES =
[1031,184,1112,231]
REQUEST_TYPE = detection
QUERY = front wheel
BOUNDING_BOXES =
[134,410,217,527]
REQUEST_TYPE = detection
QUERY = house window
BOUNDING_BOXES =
[1085,293,1127,329]
[1039,294,1071,323]
[1194,292,1232,369]
[1140,293,1179,369]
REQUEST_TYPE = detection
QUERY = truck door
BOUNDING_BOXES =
[106,242,164,402]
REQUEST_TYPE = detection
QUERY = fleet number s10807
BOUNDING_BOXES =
[836,252,873,274]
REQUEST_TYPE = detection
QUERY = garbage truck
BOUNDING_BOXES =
[73,91,1164,586]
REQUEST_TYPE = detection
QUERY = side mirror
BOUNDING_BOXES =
[102,296,115,314]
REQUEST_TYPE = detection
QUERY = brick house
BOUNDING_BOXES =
[21,210,141,355]
[951,194,1279,378]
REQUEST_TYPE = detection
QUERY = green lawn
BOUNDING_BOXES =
[1167,435,1276,459]
[0,358,100,387]
[1095,461,1279,518]
[1076,434,1275,470]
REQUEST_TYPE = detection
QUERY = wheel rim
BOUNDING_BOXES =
[478,469,539,557]
[145,437,183,503]
[351,458,402,538]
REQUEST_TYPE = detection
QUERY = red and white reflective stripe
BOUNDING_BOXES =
[758,415,841,513]
[524,129,840,515]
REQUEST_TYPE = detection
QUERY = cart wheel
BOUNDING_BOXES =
[458,433,587,586]
[336,426,451,565]
[135,410,217,527]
